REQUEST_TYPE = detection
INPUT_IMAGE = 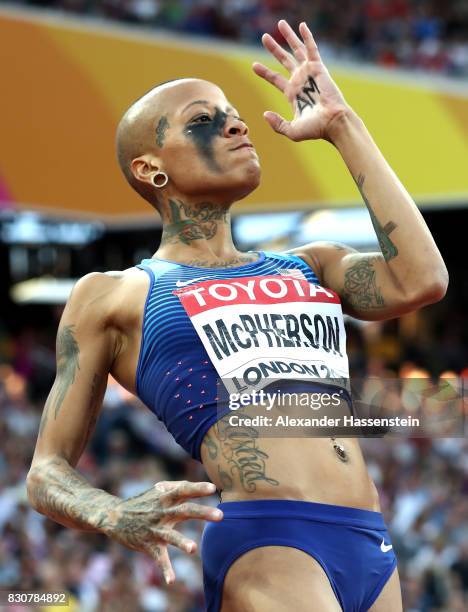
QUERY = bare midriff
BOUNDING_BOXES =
[200,409,380,512]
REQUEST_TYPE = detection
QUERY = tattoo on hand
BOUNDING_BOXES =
[39,325,80,436]
[296,75,321,114]
[28,456,115,530]
[343,256,385,310]
[355,174,398,262]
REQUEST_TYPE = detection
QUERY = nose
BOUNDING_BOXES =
[224,116,248,138]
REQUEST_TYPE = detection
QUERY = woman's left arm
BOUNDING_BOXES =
[253,20,448,321]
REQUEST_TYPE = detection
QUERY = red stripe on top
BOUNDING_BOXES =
[173,275,340,316]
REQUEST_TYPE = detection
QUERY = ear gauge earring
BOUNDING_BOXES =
[152,172,169,188]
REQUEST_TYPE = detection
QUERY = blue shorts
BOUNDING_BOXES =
[201,499,397,612]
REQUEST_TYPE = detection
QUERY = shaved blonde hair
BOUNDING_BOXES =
[115,79,188,206]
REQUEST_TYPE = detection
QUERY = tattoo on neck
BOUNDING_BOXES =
[343,256,385,310]
[355,174,398,262]
[155,115,169,148]
[161,198,229,246]
[39,325,80,436]
[296,75,321,114]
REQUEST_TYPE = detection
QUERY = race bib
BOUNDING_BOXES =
[174,274,349,394]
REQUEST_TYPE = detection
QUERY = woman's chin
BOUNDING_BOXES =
[232,169,261,201]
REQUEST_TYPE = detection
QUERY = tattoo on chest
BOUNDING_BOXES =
[183,254,258,268]
[355,174,398,262]
[296,75,321,114]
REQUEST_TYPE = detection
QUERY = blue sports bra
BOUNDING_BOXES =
[135,251,348,461]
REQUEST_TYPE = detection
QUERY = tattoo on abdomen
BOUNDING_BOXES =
[156,116,169,148]
[212,417,280,493]
[184,107,227,172]
[39,325,80,436]
[218,466,233,492]
[356,174,398,262]
[343,257,385,310]
[203,432,218,460]
[296,75,321,114]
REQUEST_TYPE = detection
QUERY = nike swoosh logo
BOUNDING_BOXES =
[175,277,211,288]
[380,539,393,553]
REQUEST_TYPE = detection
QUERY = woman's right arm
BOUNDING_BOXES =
[26,272,222,583]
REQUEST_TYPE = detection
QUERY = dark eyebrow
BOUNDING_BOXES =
[182,99,210,113]
[181,99,235,114]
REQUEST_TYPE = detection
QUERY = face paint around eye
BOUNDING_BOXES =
[184,107,228,173]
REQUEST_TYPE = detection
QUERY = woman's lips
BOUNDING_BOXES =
[229,142,254,151]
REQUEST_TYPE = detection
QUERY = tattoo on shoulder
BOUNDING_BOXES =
[355,174,398,262]
[325,242,351,251]
[39,325,80,436]
[342,256,385,311]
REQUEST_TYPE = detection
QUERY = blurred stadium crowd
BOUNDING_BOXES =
[0,310,467,611]
[9,0,468,77]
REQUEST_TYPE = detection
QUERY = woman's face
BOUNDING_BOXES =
[149,80,261,201]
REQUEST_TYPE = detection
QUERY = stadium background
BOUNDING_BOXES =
[0,1,467,610]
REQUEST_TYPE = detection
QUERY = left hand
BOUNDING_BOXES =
[253,20,350,142]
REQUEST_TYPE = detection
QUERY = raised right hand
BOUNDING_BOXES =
[95,480,222,584]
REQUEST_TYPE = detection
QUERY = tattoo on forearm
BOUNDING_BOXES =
[296,75,320,114]
[160,198,229,246]
[343,256,385,310]
[355,174,398,262]
[155,115,170,148]
[39,325,80,436]
[28,456,116,531]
